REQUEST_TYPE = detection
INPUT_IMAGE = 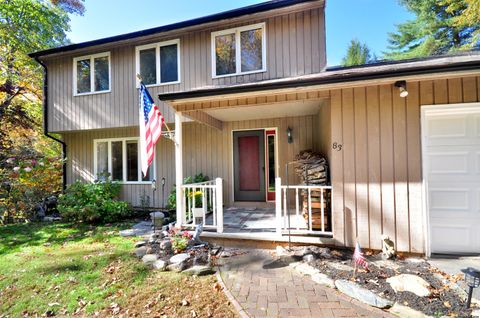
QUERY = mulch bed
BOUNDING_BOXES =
[305,248,473,317]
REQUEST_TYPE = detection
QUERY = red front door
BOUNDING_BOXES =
[233,130,265,201]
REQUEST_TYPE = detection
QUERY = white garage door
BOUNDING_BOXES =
[423,104,480,254]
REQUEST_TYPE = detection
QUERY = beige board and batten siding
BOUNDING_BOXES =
[329,76,480,254]
[183,115,320,205]
[63,127,175,207]
[63,115,320,206]
[44,4,326,132]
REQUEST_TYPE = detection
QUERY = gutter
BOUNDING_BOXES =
[34,57,67,191]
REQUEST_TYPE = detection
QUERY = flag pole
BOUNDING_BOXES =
[136,73,177,145]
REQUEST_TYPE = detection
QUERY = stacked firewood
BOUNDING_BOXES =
[292,150,330,231]
[293,150,328,185]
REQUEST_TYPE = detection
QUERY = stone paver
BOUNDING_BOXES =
[219,250,395,318]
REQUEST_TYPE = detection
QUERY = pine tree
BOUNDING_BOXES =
[385,0,480,60]
[341,39,374,66]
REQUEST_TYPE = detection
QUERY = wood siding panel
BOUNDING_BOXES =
[353,87,369,248]
[330,89,345,246]
[329,76,480,253]
[366,86,382,250]
[44,6,326,132]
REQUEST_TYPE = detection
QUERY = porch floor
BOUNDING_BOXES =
[205,206,309,234]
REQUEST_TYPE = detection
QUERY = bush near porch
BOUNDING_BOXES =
[57,178,132,224]
[167,173,209,210]
[0,222,238,317]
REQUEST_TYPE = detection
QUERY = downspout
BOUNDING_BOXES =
[34,57,67,191]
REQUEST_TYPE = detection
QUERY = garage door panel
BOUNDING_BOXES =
[423,104,480,254]
[426,116,467,138]
[427,152,469,174]
[431,225,472,253]
[429,188,470,211]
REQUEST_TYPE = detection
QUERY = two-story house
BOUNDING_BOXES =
[30,0,480,256]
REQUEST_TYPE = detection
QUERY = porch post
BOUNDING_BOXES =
[175,112,184,227]
[215,177,223,233]
[275,177,282,236]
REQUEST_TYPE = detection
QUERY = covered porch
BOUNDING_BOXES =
[165,86,334,243]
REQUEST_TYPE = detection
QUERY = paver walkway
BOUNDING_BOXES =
[219,250,395,318]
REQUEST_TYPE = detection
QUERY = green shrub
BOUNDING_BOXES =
[166,173,209,210]
[57,179,132,223]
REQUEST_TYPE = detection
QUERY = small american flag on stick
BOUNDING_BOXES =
[353,241,368,269]
[138,81,164,176]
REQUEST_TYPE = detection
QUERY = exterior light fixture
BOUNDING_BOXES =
[461,267,480,308]
[394,80,409,98]
[287,127,293,144]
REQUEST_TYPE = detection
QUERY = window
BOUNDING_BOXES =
[94,138,154,183]
[136,39,180,86]
[73,52,111,95]
[211,23,266,78]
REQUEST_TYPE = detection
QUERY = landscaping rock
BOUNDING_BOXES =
[295,262,320,276]
[167,261,187,272]
[160,239,172,251]
[326,261,354,272]
[134,246,147,258]
[183,265,215,276]
[303,254,317,263]
[335,280,394,309]
[311,273,335,289]
[371,259,401,271]
[170,253,190,264]
[390,303,431,318]
[152,260,167,271]
[386,274,431,297]
[134,240,146,248]
[142,254,158,266]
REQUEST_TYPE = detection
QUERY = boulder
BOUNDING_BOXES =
[386,274,431,297]
[295,262,320,276]
[152,260,167,271]
[170,253,190,264]
[183,265,215,276]
[167,261,187,272]
[142,254,158,266]
[389,303,430,318]
[335,280,394,309]
[160,239,172,251]
[134,246,147,258]
[303,254,317,263]
[311,273,336,289]
[134,241,146,248]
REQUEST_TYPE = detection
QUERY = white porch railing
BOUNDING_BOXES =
[275,177,332,236]
[179,178,223,233]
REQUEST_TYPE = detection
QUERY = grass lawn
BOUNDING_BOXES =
[0,222,238,317]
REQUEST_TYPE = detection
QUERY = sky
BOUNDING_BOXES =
[67,0,414,66]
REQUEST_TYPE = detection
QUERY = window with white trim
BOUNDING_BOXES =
[211,23,266,78]
[135,39,180,86]
[94,138,155,183]
[73,52,111,95]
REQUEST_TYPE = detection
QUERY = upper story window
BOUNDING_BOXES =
[135,39,180,86]
[73,52,111,95]
[94,137,155,184]
[211,23,266,78]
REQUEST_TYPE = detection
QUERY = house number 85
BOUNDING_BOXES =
[332,142,343,151]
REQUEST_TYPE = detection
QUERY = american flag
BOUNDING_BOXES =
[353,241,368,269]
[139,82,164,176]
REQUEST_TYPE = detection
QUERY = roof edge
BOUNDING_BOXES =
[158,56,480,101]
[29,0,322,58]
